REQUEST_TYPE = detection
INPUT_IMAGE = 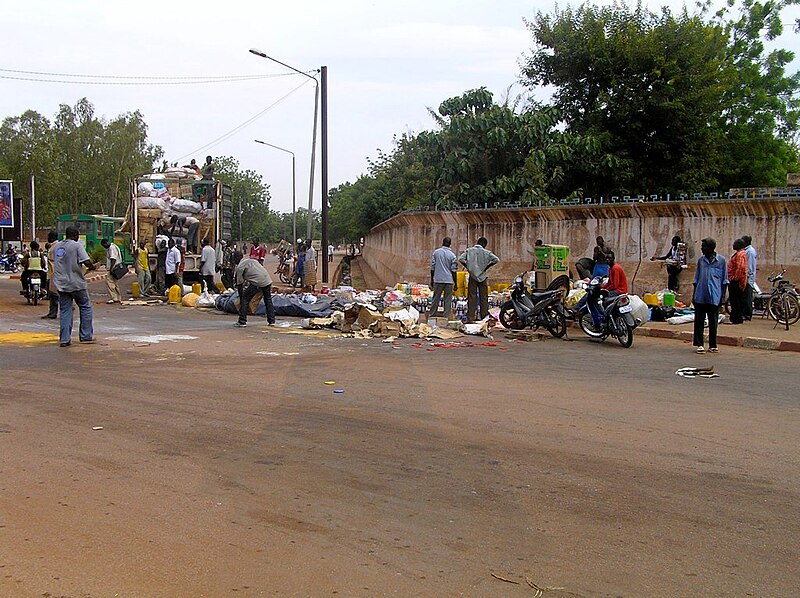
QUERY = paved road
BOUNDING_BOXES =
[1,278,798,597]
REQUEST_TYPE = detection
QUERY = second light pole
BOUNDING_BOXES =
[254,139,296,243]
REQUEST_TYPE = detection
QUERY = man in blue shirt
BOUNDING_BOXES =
[692,237,728,353]
[428,237,458,321]
[742,235,757,321]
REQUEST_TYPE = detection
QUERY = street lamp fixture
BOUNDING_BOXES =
[248,48,329,283]
[254,139,296,244]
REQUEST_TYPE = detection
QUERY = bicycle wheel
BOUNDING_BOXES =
[769,293,800,325]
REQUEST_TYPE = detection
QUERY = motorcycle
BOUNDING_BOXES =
[275,254,294,285]
[499,272,569,338]
[574,277,640,348]
[0,252,22,273]
[25,271,44,306]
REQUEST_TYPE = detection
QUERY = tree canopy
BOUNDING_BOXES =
[0,99,164,226]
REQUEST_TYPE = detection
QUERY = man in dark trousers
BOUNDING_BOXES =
[233,257,276,328]
[692,237,728,354]
[428,237,458,321]
[458,237,499,322]
[42,231,60,319]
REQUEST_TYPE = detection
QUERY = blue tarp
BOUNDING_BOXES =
[215,292,336,317]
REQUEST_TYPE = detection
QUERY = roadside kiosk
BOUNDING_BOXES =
[531,244,570,290]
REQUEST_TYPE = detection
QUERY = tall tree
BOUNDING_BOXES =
[522,4,731,193]
[0,99,163,227]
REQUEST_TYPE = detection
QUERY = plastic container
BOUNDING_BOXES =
[131,281,140,298]
[663,292,676,307]
[192,283,202,296]
[168,284,182,304]
[643,293,659,306]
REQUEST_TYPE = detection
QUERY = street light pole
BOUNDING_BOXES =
[254,139,296,243]
[320,65,329,283]
[250,48,319,244]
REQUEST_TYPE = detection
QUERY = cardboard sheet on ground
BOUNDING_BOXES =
[426,328,464,340]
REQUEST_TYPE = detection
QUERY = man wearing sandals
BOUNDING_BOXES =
[692,237,728,354]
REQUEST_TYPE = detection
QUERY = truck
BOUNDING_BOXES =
[122,173,233,276]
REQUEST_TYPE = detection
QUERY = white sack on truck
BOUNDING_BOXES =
[171,198,203,213]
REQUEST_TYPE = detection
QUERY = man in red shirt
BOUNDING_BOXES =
[602,251,628,295]
[249,238,266,265]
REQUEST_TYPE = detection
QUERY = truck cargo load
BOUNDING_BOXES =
[122,171,232,274]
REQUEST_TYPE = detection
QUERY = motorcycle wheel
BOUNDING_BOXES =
[768,292,800,325]
[579,312,603,338]
[499,301,525,330]
[613,314,634,348]
[279,271,291,284]
[32,292,39,306]
[545,309,567,338]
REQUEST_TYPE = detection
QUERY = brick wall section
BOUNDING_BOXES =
[363,199,800,295]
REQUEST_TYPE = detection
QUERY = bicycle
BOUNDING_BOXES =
[765,270,800,330]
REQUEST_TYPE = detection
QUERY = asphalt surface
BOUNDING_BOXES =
[1,276,799,597]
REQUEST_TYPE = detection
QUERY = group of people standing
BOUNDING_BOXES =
[427,236,500,323]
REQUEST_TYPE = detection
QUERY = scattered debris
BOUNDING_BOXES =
[490,573,519,584]
[92,426,104,431]
[525,576,565,597]
[676,365,719,378]
[323,380,336,385]
[504,330,546,342]
[333,389,345,394]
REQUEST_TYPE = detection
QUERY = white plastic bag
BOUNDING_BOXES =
[628,295,649,325]
[137,181,154,196]
[195,290,215,308]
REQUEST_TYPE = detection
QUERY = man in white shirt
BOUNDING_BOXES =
[198,238,218,294]
[165,238,181,290]
[100,238,123,304]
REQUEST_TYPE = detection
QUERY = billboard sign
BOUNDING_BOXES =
[0,180,13,228]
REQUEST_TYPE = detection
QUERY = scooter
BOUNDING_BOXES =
[499,272,569,337]
[574,277,640,347]
[0,252,21,273]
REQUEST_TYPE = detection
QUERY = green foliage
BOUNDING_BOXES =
[0,98,163,226]
[520,0,799,192]
[89,244,106,264]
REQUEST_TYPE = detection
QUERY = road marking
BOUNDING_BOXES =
[0,331,59,346]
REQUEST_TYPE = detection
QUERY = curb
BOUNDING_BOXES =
[565,321,799,352]
[636,325,799,353]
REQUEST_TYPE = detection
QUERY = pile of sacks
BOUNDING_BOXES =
[137,179,205,216]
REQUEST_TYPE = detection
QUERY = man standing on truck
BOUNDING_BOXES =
[199,238,218,294]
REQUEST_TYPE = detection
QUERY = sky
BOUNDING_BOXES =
[1,0,799,216]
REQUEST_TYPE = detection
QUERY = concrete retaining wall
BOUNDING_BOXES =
[362,199,800,294]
